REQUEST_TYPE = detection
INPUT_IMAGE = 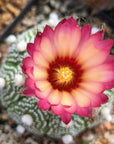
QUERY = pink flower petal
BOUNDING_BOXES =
[33,51,49,68]
[82,50,109,69]
[40,36,55,61]
[27,43,34,56]
[95,39,114,51]
[77,40,113,68]
[72,89,90,107]
[77,107,92,117]
[38,99,50,110]
[64,99,77,114]
[22,57,33,70]
[54,19,81,57]
[100,93,109,104]
[82,64,114,82]
[105,55,114,64]
[77,30,104,59]
[47,90,61,105]
[35,86,52,99]
[60,112,71,124]
[23,87,35,97]
[33,65,48,80]
[66,16,78,26]
[103,80,114,90]
[25,77,35,89]
[34,32,42,51]
[79,81,104,93]
[61,92,73,106]
[43,25,54,42]
[91,30,104,41]
[51,104,64,115]
[89,94,102,107]
[80,24,91,42]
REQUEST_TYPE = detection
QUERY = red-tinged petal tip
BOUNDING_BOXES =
[23,87,35,97]
[27,43,34,56]
[42,25,54,43]
[100,93,109,104]
[60,112,71,125]
[38,99,50,110]
[25,77,35,89]
[91,30,104,41]
[81,24,91,42]
[36,31,42,38]
[67,16,78,27]
[77,107,92,117]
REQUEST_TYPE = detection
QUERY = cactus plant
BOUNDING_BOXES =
[0,18,113,143]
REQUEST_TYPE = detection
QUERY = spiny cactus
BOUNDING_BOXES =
[0,22,113,143]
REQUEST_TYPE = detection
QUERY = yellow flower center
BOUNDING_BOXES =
[58,67,72,82]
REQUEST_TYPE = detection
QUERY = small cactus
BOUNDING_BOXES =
[0,21,113,143]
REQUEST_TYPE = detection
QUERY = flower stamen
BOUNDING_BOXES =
[58,67,72,82]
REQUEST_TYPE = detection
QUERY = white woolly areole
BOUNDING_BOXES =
[14,74,25,86]
[17,41,27,52]
[91,27,100,34]
[0,78,5,88]
[21,114,33,126]
[6,34,16,44]
[62,135,73,144]
[105,115,112,122]
[16,125,25,134]
[48,12,59,26]
[101,107,110,116]
[61,120,73,128]
[101,107,112,121]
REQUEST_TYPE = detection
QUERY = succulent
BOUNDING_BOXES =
[0,21,113,144]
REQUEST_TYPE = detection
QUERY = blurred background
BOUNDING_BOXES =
[0,0,114,144]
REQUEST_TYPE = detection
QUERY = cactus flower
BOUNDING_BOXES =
[22,17,114,124]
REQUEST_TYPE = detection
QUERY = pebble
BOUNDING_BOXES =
[16,125,25,134]
[60,6,66,13]
[109,134,114,144]
[1,113,9,120]
[6,34,16,44]
[36,14,45,22]
[50,0,56,7]
[82,133,95,142]
[25,138,38,144]
[4,125,11,132]
[104,132,114,144]
[43,5,51,14]
[103,121,112,130]
[104,131,110,139]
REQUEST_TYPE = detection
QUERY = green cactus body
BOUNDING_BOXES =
[0,23,113,141]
